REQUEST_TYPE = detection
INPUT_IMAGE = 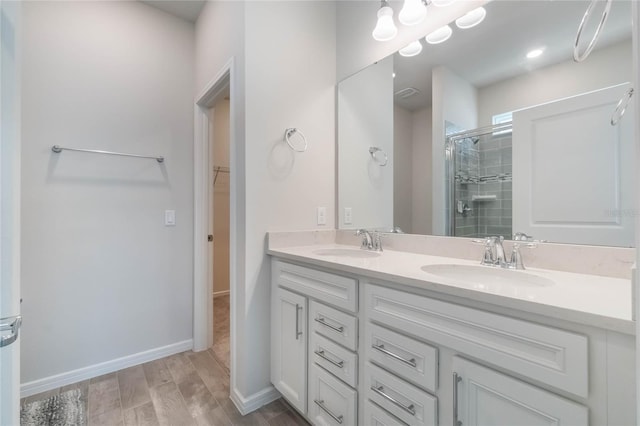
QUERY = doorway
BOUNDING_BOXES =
[209,96,231,373]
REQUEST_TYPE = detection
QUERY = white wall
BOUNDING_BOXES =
[244,1,336,396]
[478,40,632,127]
[431,66,478,234]
[412,107,432,234]
[394,105,413,233]
[21,1,195,384]
[338,56,394,230]
[196,0,336,405]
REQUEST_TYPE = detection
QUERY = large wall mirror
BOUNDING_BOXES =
[337,0,634,247]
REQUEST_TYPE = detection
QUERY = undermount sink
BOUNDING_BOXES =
[421,264,555,289]
[313,248,381,258]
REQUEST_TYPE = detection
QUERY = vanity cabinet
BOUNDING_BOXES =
[269,258,635,426]
[271,260,360,423]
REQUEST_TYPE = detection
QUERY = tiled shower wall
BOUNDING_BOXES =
[453,132,512,239]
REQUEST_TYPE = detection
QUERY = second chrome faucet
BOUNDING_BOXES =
[356,229,383,252]
[475,233,537,270]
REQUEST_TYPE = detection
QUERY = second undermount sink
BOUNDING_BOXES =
[421,264,555,288]
[313,248,381,259]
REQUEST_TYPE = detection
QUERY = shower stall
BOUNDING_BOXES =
[446,122,513,239]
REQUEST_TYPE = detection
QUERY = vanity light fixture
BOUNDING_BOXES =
[526,48,544,59]
[372,0,398,41]
[399,40,423,57]
[455,6,486,29]
[399,0,427,26]
[425,24,453,44]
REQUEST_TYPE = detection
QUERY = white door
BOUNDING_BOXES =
[452,357,588,426]
[513,83,635,246]
[0,1,22,424]
[271,287,307,413]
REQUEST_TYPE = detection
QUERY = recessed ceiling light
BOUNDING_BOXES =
[526,48,544,59]
[455,6,486,29]
[399,40,423,57]
[425,25,452,44]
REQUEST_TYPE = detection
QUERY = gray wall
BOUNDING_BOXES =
[196,0,337,402]
[21,1,195,383]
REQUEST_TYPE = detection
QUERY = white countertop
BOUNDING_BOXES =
[267,243,634,334]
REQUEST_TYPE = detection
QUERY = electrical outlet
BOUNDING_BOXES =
[344,207,353,225]
[317,207,327,226]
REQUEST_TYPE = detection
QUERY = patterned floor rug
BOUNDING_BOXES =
[20,389,85,426]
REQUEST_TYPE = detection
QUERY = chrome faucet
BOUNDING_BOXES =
[475,233,538,270]
[478,236,507,267]
[355,229,383,252]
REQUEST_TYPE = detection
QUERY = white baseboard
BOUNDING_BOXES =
[230,385,281,415]
[20,339,193,398]
[213,290,230,298]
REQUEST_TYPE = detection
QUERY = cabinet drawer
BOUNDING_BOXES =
[365,284,588,398]
[366,322,438,393]
[308,364,357,426]
[310,332,358,388]
[310,300,358,351]
[365,363,437,426]
[363,400,406,426]
[273,260,358,313]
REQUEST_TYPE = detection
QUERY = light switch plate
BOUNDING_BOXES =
[317,207,327,226]
[165,210,176,226]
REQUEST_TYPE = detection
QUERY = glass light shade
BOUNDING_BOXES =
[399,40,423,57]
[372,6,398,41]
[526,48,544,59]
[399,0,427,26]
[431,0,455,6]
[425,25,453,44]
[455,6,487,29]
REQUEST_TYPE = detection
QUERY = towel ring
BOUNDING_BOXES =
[369,146,388,166]
[573,0,612,62]
[611,88,634,126]
[284,128,308,152]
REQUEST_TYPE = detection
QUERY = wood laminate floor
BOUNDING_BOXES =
[21,295,309,425]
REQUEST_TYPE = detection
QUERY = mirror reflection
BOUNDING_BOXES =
[337,0,634,247]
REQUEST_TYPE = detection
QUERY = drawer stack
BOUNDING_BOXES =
[363,315,439,425]
[308,300,359,425]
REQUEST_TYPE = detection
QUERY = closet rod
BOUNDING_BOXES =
[51,145,164,163]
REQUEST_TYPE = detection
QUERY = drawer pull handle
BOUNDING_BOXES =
[314,399,344,424]
[453,372,462,426]
[371,385,416,416]
[314,349,345,368]
[295,304,303,340]
[314,317,344,333]
[372,343,417,368]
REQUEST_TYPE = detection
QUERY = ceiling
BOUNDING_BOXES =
[140,0,206,22]
[393,0,633,111]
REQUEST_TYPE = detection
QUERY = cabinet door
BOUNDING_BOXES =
[271,287,307,413]
[452,357,588,426]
